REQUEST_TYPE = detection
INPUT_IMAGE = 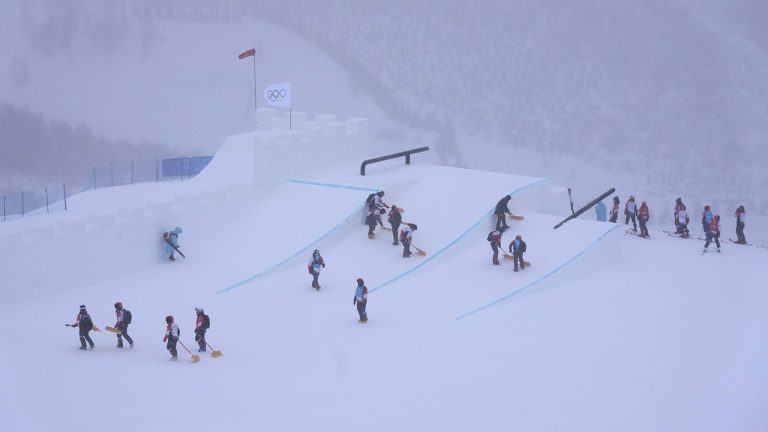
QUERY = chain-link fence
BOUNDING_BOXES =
[2,156,212,221]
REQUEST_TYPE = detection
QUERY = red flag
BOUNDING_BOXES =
[238,48,255,60]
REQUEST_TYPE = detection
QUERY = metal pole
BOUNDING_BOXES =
[155,157,159,182]
[180,158,183,182]
[21,191,24,217]
[110,162,114,187]
[554,188,616,229]
[289,108,292,130]
[63,184,68,211]
[568,188,575,215]
[252,55,257,112]
[3,196,5,221]
[131,161,134,185]
[93,166,96,189]
[45,187,49,213]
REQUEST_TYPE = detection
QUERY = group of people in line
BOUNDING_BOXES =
[69,303,211,360]
[594,196,748,248]
[365,191,419,258]
[488,195,528,271]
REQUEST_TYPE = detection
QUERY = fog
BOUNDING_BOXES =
[2,1,767,225]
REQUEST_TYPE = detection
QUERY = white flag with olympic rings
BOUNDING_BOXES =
[263,82,292,108]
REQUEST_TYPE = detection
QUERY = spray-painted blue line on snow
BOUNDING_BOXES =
[217,179,380,293]
[217,206,364,293]
[370,179,548,294]
[454,224,622,320]
[289,179,381,192]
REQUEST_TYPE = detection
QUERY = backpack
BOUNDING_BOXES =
[81,314,93,331]
[203,314,210,329]
[366,193,376,206]
[123,309,132,324]
[162,232,170,240]
[487,231,495,242]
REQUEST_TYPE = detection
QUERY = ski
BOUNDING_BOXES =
[625,229,651,239]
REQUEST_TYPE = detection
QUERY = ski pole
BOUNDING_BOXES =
[177,340,200,363]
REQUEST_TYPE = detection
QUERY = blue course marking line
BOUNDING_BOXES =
[289,179,381,192]
[454,224,622,320]
[369,179,548,294]
[217,179,380,293]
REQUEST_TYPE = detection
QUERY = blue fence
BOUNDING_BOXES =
[2,156,212,221]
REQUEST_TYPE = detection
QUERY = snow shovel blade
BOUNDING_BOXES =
[191,354,200,363]
[503,253,515,260]
[92,325,101,332]
[105,326,122,334]
[211,350,223,358]
[508,214,524,221]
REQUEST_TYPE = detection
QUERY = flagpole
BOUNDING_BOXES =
[289,107,292,131]
[252,55,257,112]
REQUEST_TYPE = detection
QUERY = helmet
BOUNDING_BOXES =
[114,302,122,310]
[165,315,174,324]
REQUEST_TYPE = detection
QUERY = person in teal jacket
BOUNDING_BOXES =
[595,201,607,222]
[163,227,183,261]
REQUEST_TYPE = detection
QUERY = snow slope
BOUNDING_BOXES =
[1,137,767,432]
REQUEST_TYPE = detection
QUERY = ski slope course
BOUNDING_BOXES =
[2,159,768,432]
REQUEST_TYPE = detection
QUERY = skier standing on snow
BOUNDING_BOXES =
[163,227,183,261]
[494,195,512,230]
[113,302,134,349]
[595,201,607,222]
[488,227,506,265]
[703,214,721,252]
[388,205,403,245]
[734,205,747,244]
[71,305,95,350]
[677,206,690,238]
[638,201,650,238]
[194,308,210,352]
[353,278,368,322]
[400,223,417,257]
[163,315,180,360]
[609,196,620,223]
[624,196,638,232]
[509,235,527,272]
[674,198,686,234]
[307,249,326,289]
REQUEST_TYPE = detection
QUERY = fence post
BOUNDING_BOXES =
[21,191,25,217]
[110,162,114,187]
[45,187,49,213]
[63,184,68,211]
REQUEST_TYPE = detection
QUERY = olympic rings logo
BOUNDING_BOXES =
[266,88,288,101]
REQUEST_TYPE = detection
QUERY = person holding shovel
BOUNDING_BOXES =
[113,302,134,348]
[163,315,180,361]
[194,308,210,352]
[70,305,95,350]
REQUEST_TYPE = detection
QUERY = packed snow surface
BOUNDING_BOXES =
[1,147,767,432]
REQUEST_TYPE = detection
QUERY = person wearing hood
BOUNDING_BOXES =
[509,235,527,272]
[163,227,183,261]
[113,302,134,349]
[163,315,180,360]
[595,201,607,222]
[734,205,747,244]
[624,196,638,232]
[353,278,368,322]
[637,201,650,238]
[494,195,512,230]
[388,205,403,246]
[194,308,210,352]
[609,196,620,223]
[71,305,95,350]
[308,249,326,289]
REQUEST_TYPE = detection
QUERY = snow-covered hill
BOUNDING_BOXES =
[1,129,767,432]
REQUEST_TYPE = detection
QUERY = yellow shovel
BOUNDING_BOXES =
[178,340,200,363]
[105,326,122,334]
[206,341,223,358]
